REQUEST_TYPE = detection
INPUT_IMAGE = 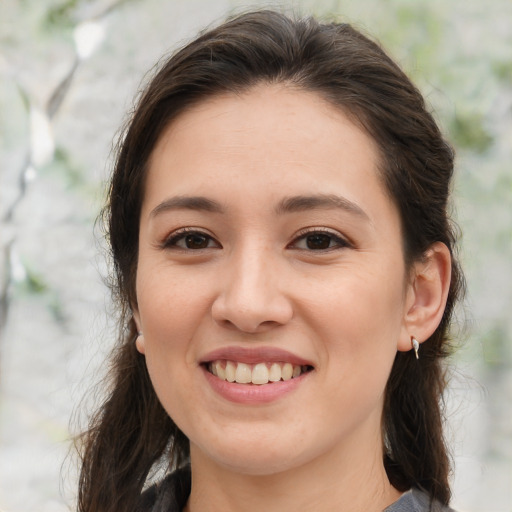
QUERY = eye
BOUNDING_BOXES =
[290,229,350,251]
[163,229,220,250]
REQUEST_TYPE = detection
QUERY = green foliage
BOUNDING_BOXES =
[44,0,81,30]
[19,264,48,295]
[482,323,510,367]
[48,293,66,323]
[25,271,48,294]
[450,112,494,153]
[16,84,31,113]
[44,146,86,189]
[14,261,66,323]
[492,60,512,83]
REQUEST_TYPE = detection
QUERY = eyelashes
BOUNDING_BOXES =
[288,228,351,251]
[162,228,221,250]
[161,227,351,252]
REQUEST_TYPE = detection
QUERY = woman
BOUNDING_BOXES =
[77,10,464,512]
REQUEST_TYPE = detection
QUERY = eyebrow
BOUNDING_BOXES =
[149,193,369,220]
[150,196,224,218]
[275,194,369,220]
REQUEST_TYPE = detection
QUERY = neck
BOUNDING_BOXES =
[184,429,402,512]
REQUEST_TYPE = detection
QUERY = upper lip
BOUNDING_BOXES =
[200,346,314,367]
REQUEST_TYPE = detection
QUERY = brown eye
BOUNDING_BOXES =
[163,230,220,250]
[306,233,332,250]
[289,229,350,251]
[184,233,210,249]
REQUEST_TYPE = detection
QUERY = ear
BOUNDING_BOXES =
[131,304,145,355]
[398,242,452,353]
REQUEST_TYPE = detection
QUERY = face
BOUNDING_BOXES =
[134,85,412,476]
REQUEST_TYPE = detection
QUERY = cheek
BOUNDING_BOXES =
[137,265,211,335]
[301,262,405,388]
[134,273,206,388]
[307,262,405,340]
[136,272,202,418]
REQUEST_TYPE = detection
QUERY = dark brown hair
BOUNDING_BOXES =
[77,10,464,511]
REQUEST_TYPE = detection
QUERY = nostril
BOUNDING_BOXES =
[213,317,286,334]
[211,296,293,333]
[214,317,240,330]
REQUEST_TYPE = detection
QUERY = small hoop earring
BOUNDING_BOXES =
[411,337,420,360]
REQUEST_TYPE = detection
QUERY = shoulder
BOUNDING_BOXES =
[136,467,191,512]
[384,488,457,512]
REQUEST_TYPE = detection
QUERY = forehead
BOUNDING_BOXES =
[143,85,396,226]
[155,85,372,150]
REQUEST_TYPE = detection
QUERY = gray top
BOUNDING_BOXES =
[385,488,455,512]
[138,468,455,512]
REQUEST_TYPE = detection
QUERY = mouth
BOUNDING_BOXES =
[204,360,314,385]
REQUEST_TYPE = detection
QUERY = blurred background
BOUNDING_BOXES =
[0,0,511,510]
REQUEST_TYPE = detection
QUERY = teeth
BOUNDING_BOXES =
[251,363,269,385]
[208,360,308,385]
[212,361,226,380]
[269,363,281,382]
[282,363,293,381]
[235,362,252,384]
[225,361,236,382]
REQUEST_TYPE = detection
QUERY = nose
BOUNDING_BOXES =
[211,246,294,333]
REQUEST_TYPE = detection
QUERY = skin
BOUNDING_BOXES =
[133,85,451,512]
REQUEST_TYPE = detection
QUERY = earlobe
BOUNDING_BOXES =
[135,331,145,354]
[132,306,145,355]
[398,242,452,352]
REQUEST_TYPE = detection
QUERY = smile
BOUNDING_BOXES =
[207,360,313,385]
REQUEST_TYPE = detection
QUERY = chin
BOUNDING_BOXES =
[216,453,304,476]
[193,435,310,476]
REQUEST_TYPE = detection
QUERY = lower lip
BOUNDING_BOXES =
[202,366,308,404]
